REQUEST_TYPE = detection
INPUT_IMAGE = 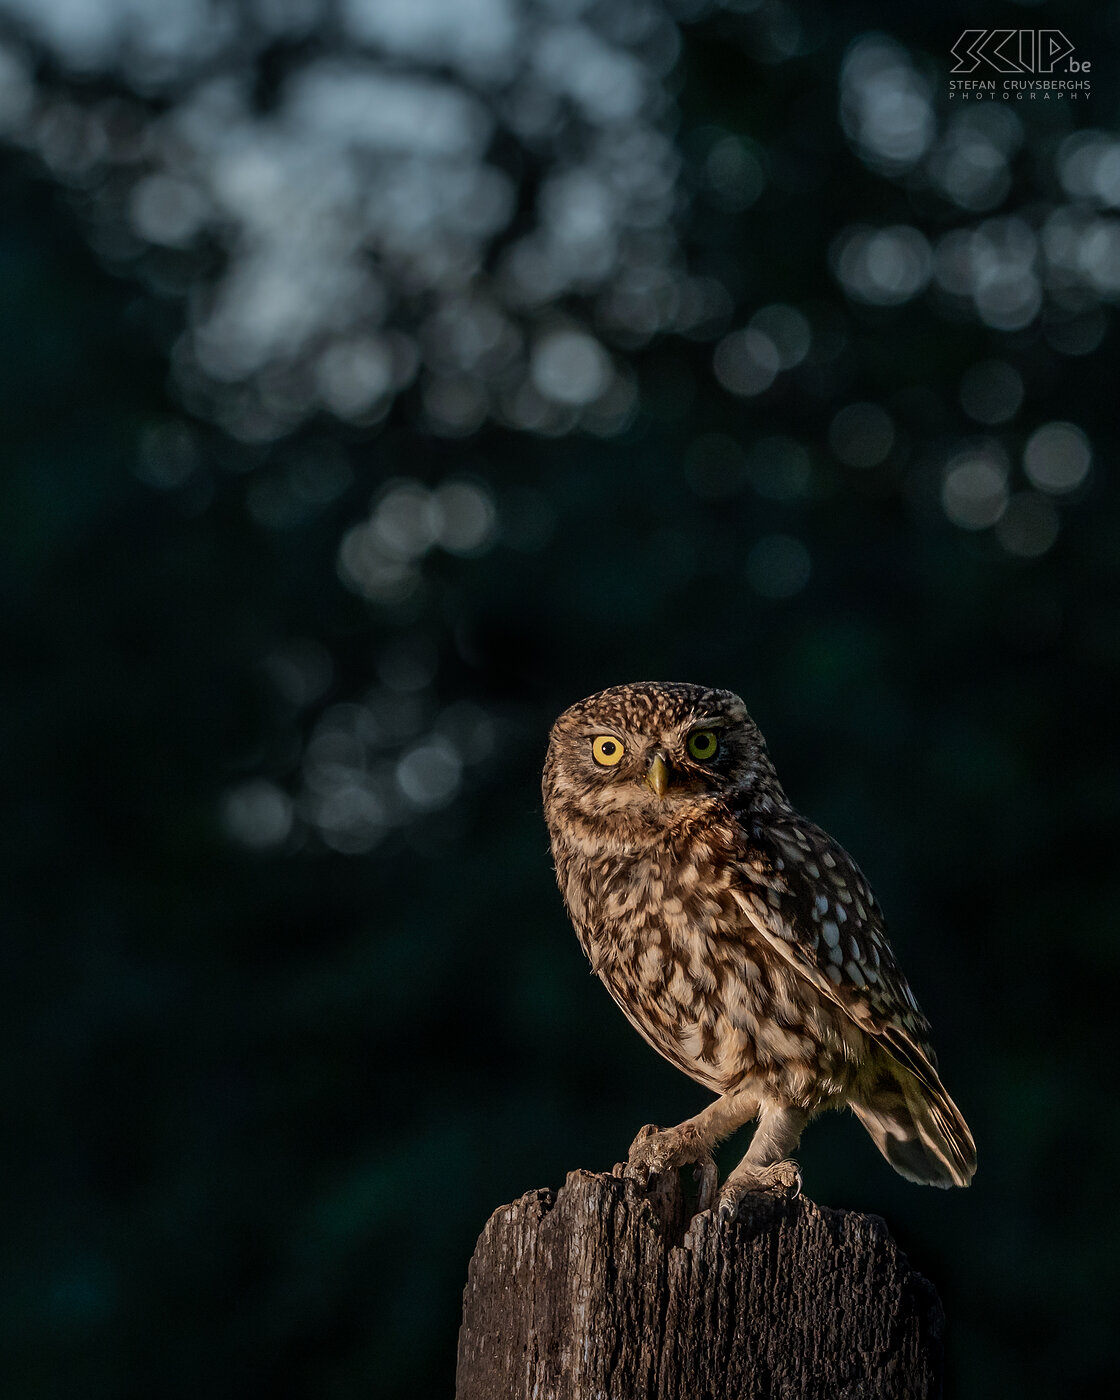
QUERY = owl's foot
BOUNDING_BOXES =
[621,1121,715,1185]
[716,1158,802,1222]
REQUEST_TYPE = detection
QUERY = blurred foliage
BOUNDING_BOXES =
[2,1,1120,1398]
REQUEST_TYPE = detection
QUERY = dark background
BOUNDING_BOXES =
[2,1,1118,1397]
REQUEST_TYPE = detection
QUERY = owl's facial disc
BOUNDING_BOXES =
[544,684,785,842]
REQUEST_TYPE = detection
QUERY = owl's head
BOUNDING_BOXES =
[543,681,781,845]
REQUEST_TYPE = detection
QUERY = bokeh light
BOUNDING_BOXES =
[994,492,1060,558]
[840,35,934,174]
[941,448,1010,530]
[1023,422,1092,495]
[959,361,1024,426]
[930,108,1022,213]
[829,403,894,468]
[745,533,812,598]
[221,779,294,849]
[833,225,932,307]
[749,304,811,370]
[713,327,781,396]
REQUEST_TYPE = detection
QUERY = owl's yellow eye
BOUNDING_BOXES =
[592,735,625,767]
[687,729,719,762]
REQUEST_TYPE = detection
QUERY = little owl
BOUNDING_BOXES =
[542,681,976,1219]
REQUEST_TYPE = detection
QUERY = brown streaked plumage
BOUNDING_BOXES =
[542,681,976,1218]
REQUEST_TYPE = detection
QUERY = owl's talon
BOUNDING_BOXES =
[628,1123,661,1150]
[626,1120,716,1185]
[625,1123,664,1178]
[717,1158,802,1221]
[770,1159,803,1197]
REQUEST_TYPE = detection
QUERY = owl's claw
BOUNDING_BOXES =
[626,1120,715,1183]
[619,1122,657,1181]
[716,1158,802,1222]
[629,1122,662,1146]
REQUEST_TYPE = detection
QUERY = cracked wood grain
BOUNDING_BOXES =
[455,1169,943,1400]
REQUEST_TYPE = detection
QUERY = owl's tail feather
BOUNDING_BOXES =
[851,1054,977,1188]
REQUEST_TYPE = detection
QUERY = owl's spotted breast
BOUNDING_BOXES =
[555,817,870,1105]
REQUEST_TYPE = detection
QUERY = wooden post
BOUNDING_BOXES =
[456,1168,944,1399]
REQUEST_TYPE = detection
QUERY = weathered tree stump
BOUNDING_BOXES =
[456,1168,943,1400]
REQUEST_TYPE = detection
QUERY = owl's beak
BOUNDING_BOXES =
[645,752,671,799]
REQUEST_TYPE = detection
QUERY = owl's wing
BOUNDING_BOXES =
[725,801,976,1187]
[726,803,938,1080]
